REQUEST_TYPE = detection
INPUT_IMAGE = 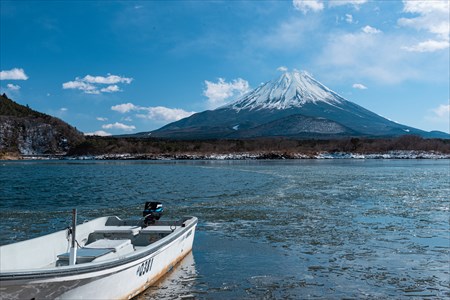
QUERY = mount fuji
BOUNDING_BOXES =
[143,71,448,139]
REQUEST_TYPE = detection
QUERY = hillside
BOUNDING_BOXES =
[0,94,85,157]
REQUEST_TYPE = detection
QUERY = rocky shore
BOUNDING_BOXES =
[4,150,446,161]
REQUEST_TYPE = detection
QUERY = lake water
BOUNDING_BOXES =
[1,160,449,299]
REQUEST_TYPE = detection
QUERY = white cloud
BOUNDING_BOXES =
[328,0,367,8]
[0,68,28,80]
[62,73,133,94]
[96,117,108,121]
[111,103,138,113]
[82,74,133,85]
[102,122,136,131]
[6,83,21,90]
[362,25,381,34]
[60,107,68,112]
[84,130,112,136]
[203,77,250,109]
[402,39,449,52]
[402,1,449,16]
[136,106,195,122]
[293,0,367,13]
[292,0,324,14]
[62,80,99,94]
[277,66,288,72]
[100,85,120,93]
[112,102,195,123]
[398,0,449,52]
[352,83,368,89]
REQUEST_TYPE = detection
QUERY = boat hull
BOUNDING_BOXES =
[0,218,197,300]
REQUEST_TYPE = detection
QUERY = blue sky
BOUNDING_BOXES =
[1,0,449,135]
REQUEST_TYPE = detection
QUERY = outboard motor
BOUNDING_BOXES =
[143,202,163,227]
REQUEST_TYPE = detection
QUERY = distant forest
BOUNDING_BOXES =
[67,135,450,157]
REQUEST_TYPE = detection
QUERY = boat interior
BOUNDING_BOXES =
[56,217,188,266]
[0,216,194,272]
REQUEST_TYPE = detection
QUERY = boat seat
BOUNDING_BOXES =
[133,226,178,246]
[57,248,113,264]
[93,226,141,235]
[84,238,132,251]
[87,226,140,243]
[140,226,178,234]
[57,239,131,265]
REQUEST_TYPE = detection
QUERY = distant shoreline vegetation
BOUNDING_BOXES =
[1,135,449,160]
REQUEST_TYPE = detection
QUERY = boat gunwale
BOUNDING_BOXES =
[0,216,197,281]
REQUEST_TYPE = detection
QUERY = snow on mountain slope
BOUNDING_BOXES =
[229,70,344,110]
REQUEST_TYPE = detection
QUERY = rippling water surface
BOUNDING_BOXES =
[1,160,449,299]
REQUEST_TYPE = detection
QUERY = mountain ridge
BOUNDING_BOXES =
[145,71,449,140]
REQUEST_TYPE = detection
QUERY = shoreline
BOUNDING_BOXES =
[2,150,450,161]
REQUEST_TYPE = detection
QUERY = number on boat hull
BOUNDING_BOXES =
[136,258,153,277]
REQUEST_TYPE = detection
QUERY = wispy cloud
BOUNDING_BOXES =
[314,1,448,86]
[252,16,321,53]
[293,0,367,13]
[6,83,21,91]
[277,66,288,72]
[431,104,450,119]
[203,77,250,109]
[345,14,354,24]
[402,39,449,53]
[62,74,133,94]
[0,68,28,80]
[292,0,323,14]
[316,27,426,84]
[425,103,450,132]
[96,117,108,121]
[398,0,449,52]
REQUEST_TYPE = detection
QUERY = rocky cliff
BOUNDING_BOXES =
[0,94,85,157]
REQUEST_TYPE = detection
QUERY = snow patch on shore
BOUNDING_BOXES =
[64,150,450,161]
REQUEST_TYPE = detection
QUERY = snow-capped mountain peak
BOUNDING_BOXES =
[147,69,447,140]
[228,70,344,111]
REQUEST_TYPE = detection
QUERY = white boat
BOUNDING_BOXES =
[0,203,197,299]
